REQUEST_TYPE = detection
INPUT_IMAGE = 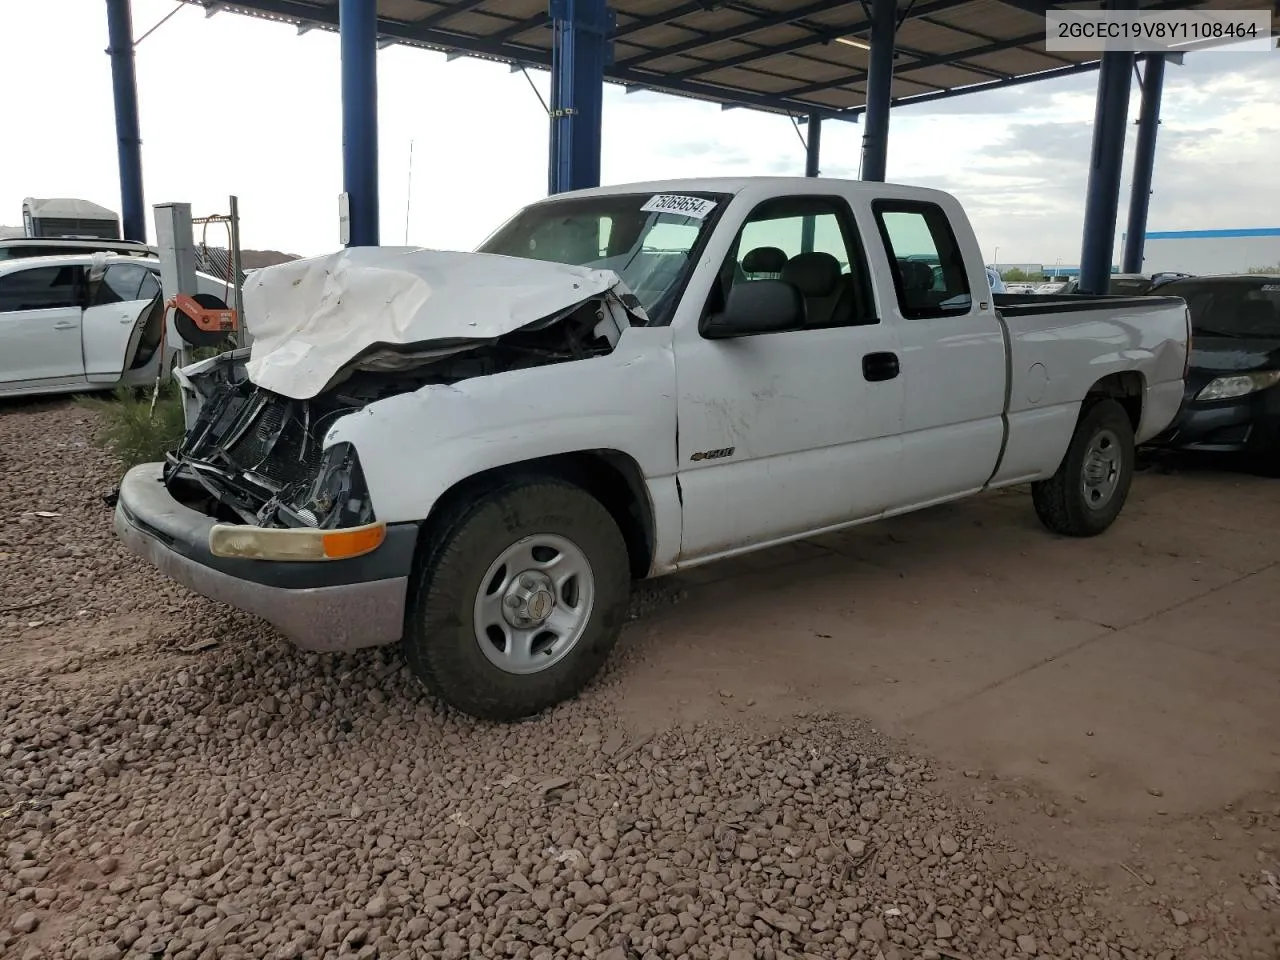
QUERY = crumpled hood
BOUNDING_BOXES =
[242,246,636,399]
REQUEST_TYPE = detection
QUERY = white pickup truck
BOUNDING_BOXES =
[114,177,1191,721]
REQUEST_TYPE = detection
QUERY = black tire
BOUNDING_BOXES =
[404,477,631,722]
[1032,398,1135,537]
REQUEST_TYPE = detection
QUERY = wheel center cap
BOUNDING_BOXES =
[503,572,556,628]
[527,590,553,622]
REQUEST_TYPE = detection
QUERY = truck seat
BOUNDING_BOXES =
[781,251,851,327]
[741,246,787,279]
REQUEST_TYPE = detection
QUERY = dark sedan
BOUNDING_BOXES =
[1148,274,1280,473]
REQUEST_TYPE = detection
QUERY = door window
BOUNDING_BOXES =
[710,195,875,332]
[94,263,155,305]
[873,201,972,319]
[0,265,86,312]
[137,270,161,302]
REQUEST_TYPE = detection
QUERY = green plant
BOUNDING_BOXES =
[78,383,188,472]
[1000,268,1046,283]
[1247,264,1279,274]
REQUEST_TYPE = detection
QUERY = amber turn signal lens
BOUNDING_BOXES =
[322,524,386,559]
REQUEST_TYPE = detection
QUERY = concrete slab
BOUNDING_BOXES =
[908,609,1280,817]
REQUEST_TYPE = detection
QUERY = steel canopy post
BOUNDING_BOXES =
[805,114,822,177]
[800,114,822,251]
[1122,54,1165,274]
[860,0,896,182]
[106,0,146,242]
[340,0,380,246]
[1079,1,1136,294]
[548,0,613,195]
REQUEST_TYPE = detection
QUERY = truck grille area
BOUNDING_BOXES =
[223,397,324,488]
[167,381,343,525]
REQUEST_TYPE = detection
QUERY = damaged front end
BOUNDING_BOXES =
[165,357,373,531]
[164,296,623,530]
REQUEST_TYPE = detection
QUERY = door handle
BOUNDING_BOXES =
[53,321,77,330]
[862,351,900,382]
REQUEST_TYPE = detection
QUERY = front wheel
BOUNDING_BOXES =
[404,478,631,721]
[1032,398,1136,537]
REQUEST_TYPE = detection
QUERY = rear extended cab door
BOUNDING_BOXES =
[0,262,89,390]
[855,191,1008,509]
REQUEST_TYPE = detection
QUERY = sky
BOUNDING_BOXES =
[1,0,1277,267]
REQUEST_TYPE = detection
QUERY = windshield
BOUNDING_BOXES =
[477,192,726,325]
[1161,278,1280,339]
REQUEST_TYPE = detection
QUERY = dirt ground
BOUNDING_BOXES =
[1,398,1277,960]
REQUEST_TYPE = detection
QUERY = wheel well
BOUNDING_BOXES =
[422,451,655,579]
[1085,372,1144,432]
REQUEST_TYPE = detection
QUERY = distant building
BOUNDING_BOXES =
[1136,228,1280,275]
[1039,265,1120,279]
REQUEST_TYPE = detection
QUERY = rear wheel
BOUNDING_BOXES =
[404,478,631,721]
[1033,398,1135,537]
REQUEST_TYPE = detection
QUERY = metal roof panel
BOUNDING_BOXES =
[182,0,1280,119]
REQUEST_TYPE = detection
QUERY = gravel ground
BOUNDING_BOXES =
[2,398,1277,960]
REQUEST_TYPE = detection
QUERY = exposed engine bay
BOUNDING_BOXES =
[164,299,620,530]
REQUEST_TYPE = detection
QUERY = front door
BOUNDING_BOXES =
[673,194,905,562]
[0,264,87,387]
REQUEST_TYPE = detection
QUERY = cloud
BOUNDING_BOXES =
[882,47,1280,266]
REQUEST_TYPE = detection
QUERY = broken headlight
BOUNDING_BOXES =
[287,442,375,529]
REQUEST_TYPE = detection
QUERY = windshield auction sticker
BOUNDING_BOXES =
[641,195,718,219]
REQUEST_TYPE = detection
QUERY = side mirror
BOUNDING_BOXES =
[703,279,805,339]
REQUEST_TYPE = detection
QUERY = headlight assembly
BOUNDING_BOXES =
[291,442,375,529]
[1196,371,1280,402]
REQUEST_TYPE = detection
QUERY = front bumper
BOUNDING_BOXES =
[1149,388,1280,454]
[114,463,417,651]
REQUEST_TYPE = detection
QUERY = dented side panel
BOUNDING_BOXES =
[325,326,684,574]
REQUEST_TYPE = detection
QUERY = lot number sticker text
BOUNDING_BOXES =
[641,194,718,220]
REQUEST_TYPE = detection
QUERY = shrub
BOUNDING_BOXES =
[79,383,188,472]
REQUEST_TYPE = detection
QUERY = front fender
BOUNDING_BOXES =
[325,327,679,529]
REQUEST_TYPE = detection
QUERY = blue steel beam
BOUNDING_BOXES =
[340,0,379,245]
[1078,0,1137,295]
[1122,55,1165,274]
[106,0,146,242]
[860,0,895,182]
[548,0,612,194]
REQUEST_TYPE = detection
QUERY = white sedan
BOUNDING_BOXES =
[0,253,233,399]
